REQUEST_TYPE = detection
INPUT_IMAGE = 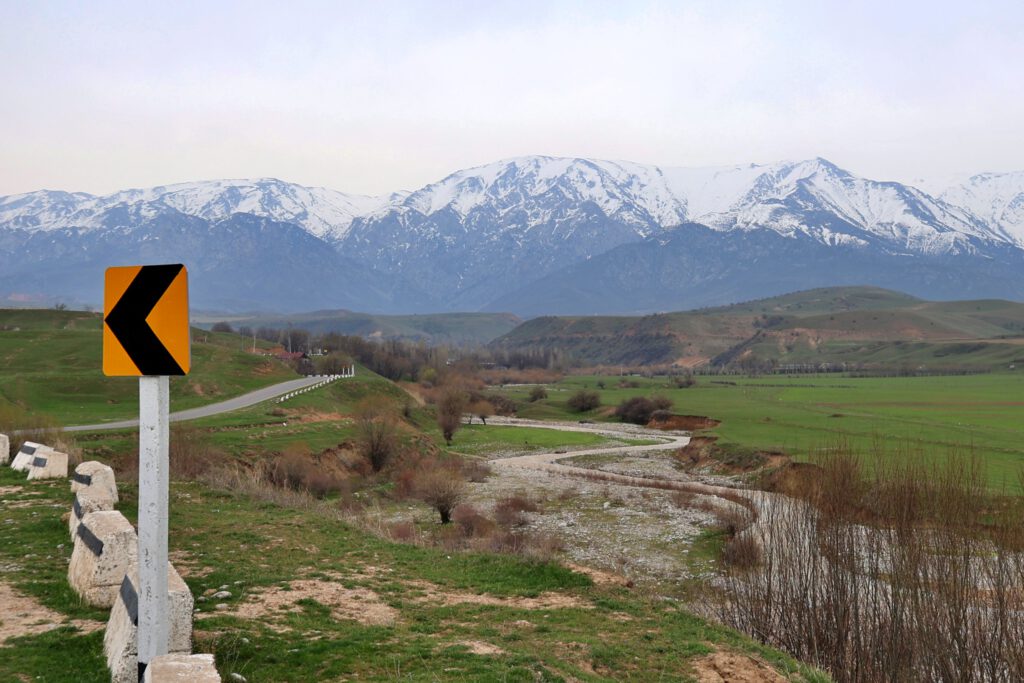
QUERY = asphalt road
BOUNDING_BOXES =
[63,376,327,432]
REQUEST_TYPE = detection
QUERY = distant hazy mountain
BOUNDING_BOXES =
[1,156,1022,314]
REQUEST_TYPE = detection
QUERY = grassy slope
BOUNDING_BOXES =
[0,309,298,426]
[196,310,523,345]
[500,373,1024,489]
[494,287,1024,368]
[0,471,826,682]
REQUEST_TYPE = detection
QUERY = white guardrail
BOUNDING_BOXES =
[275,365,355,404]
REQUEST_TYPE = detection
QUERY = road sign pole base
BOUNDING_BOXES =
[137,375,170,668]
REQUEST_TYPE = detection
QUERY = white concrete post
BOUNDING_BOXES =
[138,375,170,671]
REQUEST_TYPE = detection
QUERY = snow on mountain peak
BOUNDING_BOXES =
[0,178,392,240]
[1,156,1021,254]
[939,171,1024,246]
[400,156,686,230]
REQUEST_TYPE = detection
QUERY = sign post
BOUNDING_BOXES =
[103,264,190,676]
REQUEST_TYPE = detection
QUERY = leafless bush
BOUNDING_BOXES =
[388,521,419,543]
[355,397,398,472]
[169,426,220,480]
[670,490,695,508]
[436,388,467,445]
[416,461,466,524]
[494,495,539,527]
[461,459,492,483]
[715,444,1024,682]
[452,504,495,537]
[721,533,761,569]
[266,443,350,498]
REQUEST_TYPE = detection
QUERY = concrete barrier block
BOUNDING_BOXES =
[104,563,194,683]
[0,433,9,465]
[68,489,116,542]
[26,449,68,480]
[10,441,46,471]
[141,653,221,682]
[68,510,137,607]
[71,460,118,504]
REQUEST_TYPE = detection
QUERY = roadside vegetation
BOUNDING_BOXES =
[5,302,1024,681]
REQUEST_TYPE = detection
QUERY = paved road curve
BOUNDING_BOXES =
[63,376,327,432]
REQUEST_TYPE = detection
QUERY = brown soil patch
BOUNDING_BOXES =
[650,414,721,431]
[565,563,630,587]
[455,640,506,656]
[406,580,588,610]
[219,579,397,628]
[0,486,25,496]
[397,382,427,407]
[280,409,351,424]
[757,461,823,497]
[672,355,710,368]
[0,582,103,642]
[691,650,787,682]
[169,550,214,579]
[676,436,718,464]
[0,500,49,510]
[252,362,278,375]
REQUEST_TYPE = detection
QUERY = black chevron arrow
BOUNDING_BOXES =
[104,264,186,375]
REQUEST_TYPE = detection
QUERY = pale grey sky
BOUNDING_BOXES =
[1,0,1022,196]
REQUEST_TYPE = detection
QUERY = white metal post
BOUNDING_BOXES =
[138,375,170,670]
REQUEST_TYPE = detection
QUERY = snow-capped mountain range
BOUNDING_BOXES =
[1,156,1022,314]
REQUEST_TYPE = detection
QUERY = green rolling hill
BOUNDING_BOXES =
[492,287,1024,370]
[195,310,522,346]
[0,309,299,426]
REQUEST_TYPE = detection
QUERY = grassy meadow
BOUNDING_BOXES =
[500,372,1024,488]
[0,309,299,426]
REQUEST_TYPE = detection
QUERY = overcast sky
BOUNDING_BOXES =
[2,0,1022,196]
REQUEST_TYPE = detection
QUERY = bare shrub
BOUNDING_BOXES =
[494,495,539,527]
[528,386,548,402]
[713,504,754,536]
[467,399,494,425]
[355,397,398,472]
[461,458,492,483]
[614,395,673,425]
[567,390,601,412]
[721,533,761,569]
[436,388,467,445]
[524,532,565,562]
[670,490,695,508]
[716,444,1024,683]
[169,426,220,480]
[266,443,348,498]
[416,461,466,524]
[388,521,418,543]
[452,504,495,537]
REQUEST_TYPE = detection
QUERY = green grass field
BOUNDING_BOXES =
[0,469,827,682]
[0,309,298,426]
[498,373,1024,488]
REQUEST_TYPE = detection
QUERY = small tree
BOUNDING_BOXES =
[436,388,467,445]
[211,321,234,333]
[528,386,548,402]
[567,389,601,412]
[417,462,466,524]
[356,397,398,472]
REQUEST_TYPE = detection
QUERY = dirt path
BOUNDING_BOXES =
[487,417,756,505]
